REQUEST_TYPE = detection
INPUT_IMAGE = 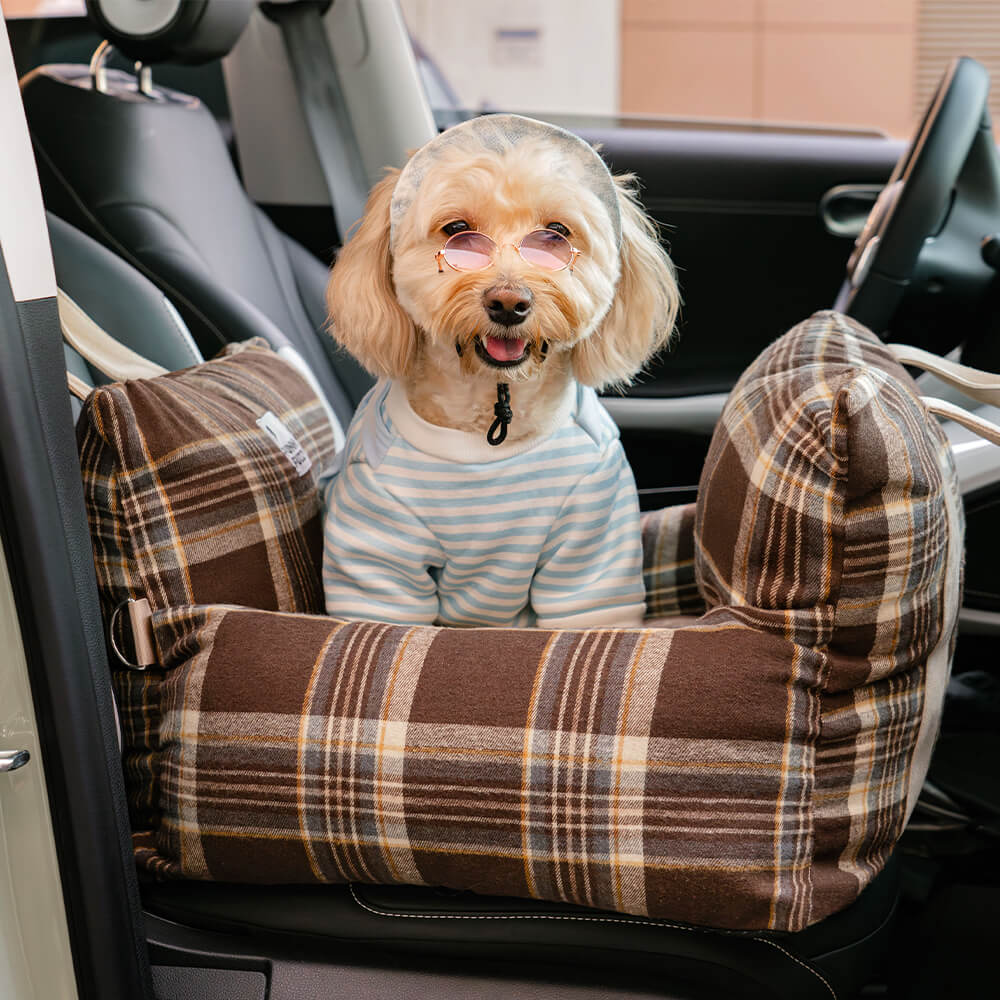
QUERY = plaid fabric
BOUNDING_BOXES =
[77,339,338,825]
[146,603,826,931]
[697,310,963,903]
[91,311,962,933]
[640,502,704,618]
[78,339,337,617]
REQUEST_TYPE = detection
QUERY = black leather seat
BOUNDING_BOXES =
[141,858,898,1000]
[52,212,204,399]
[21,64,369,435]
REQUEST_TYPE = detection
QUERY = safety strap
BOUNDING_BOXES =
[59,289,167,383]
[264,1,369,239]
[888,342,1000,445]
[890,343,1000,408]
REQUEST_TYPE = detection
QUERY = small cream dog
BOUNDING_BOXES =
[322,114,678,629]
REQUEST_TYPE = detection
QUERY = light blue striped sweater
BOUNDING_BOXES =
[321,380,645,628]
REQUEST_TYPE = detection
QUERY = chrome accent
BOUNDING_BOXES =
[0,750,30,774]
[135,62,154,98]
[89,39,114,94]
[850,234,881,289]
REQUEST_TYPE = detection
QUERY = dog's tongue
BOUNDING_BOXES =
[484,336,526,362]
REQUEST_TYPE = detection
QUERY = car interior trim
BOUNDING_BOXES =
[601,392,728,433]
[224,2,436,213]
[0,15,54,303]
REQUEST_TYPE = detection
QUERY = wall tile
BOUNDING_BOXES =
[761,29,916,136]
[621,26,755,118]
[623,0,755,25]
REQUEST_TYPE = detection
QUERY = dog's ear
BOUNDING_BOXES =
[572,174,679,390]
[326,169,417,378]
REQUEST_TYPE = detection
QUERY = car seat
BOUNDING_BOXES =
[19,0,371,436]
[49,209,902,1000]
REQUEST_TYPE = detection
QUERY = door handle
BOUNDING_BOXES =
[820,184,883,237]
[0,749,30,773]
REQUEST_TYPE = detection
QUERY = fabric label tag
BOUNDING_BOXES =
[256,411,312,477]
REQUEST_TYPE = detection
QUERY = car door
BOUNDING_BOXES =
[0,14,152,999]
[577,120,901,506]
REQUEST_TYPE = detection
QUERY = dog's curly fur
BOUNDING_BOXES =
[326,134,679,443]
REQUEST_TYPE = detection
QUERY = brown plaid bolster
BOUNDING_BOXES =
[640,502,704,618]
[77,340,340,830]
[696,310,956,677]
[143,602,837,932]
[78,339,337,624]
[695,309,962,903]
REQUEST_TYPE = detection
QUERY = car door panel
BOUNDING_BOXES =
[569,123,903,491]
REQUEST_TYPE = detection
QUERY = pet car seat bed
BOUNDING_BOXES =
[74,310,962,993]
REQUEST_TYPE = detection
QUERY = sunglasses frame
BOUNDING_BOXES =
[435,228,582,274]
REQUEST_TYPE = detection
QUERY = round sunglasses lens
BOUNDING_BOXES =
[442,232,495,271]
[519,230,573,270]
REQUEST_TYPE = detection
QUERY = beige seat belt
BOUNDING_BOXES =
[59,288,167,399]
[889,342,1000,446]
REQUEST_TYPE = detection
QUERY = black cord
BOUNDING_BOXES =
[487,382,512,446]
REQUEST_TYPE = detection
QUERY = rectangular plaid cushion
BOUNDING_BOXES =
[143,603,824,931]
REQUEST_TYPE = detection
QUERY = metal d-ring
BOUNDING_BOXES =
[108,600,148,671]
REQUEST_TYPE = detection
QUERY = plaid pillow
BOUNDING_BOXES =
[77,339,339,825]
[640,502,703,619]
[78,338,338,618]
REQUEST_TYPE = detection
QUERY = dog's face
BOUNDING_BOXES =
[388,139,621,382]
[327,122,678,392]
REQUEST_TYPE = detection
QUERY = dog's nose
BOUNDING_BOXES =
[484,286,533,327]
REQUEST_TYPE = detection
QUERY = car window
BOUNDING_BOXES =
[401,0,1000,139]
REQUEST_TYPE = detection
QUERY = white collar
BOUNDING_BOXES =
[383,379,578,463]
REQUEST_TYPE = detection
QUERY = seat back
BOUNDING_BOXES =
[22,62,368,433]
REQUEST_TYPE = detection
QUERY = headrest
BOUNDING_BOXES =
[84,0,254,66]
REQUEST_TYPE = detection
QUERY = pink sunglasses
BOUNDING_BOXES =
[435,229,582,274]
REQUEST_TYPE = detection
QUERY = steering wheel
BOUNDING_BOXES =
[836,57,994,335]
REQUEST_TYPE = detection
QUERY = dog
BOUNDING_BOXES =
[322,114,678,628]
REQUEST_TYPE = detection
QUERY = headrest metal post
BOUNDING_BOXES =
[135,62,154,98]
[89,38,114,94]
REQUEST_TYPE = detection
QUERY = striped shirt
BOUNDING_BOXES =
[321,379,645,628]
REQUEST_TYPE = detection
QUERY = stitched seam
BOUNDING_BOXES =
[752,938,838,1000]
[350,884,693,930]
[349,886,837,997]
[159,295,202,366]
[31,136,230,351]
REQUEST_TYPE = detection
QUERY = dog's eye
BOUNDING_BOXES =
[545,222,571,237]
[442,220,471,236]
